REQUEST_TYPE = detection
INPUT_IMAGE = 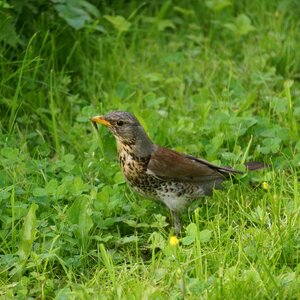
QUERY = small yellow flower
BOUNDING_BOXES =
[169,235,179,246]
[262,182,269,190]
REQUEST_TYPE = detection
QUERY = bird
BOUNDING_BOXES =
[91,111,265,235]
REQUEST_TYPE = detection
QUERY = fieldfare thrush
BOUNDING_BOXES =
[91,111,265,235]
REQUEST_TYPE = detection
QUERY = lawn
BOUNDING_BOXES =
[0,1,299,299]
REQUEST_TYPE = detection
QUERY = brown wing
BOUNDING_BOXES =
[147,147,243,182]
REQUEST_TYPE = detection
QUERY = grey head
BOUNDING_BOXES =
[91,111,156,157]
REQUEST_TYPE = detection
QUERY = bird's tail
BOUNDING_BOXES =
[244,161,268,171]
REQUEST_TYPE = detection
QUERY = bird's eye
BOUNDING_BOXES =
[116,120,124,126]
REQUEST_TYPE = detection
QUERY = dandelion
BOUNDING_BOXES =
[169,235,179,246]
[262,182,269,190]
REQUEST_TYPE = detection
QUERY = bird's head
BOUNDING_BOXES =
[91,111,155,156]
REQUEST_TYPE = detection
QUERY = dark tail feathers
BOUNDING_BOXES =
[244,162,268,171]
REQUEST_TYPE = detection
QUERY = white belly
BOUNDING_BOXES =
[156,184,205,212]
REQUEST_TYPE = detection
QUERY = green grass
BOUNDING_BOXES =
[0,1,300,299]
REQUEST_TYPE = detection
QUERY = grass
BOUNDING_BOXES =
[0,1,300,299]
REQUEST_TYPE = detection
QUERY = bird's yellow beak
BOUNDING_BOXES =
[90,115,112,127]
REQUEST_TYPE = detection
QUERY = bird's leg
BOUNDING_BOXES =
[172,211,181,236]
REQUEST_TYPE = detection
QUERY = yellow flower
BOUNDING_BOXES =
[262,182,269,190]
[169,236,179,246]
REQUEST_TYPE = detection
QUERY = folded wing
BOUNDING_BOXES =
[147,147,243,182]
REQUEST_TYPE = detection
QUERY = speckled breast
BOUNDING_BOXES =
[117,145,206,212]
[118,146,159,198]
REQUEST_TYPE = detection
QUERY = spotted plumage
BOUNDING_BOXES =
[116,139,210,213]
[91,111,265,235]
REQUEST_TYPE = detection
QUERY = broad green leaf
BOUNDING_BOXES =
[71,176,89,196]
[92,235,114,242]
[117,235,139,245]
[1,147,20,163]
[113,171,125,184]
[157,19,176,31]
[0,13,20,47]
[181,224,212,245]
[81,0,100,18]
[104,15,131,32]
[235,14,256,35]
[181,223,197,245]
[46,179,58,194]
[32,187,47,197]
[258,137,281,154]
[94,186,111,210]
[66,197,93,246]
[180,235,195,246]
[53,0,100,30]
[205,0,232,12]
[150,214,168,228]
[124,219,138,227]
[224,14,255,37]
[148,232,166,250]
[17,203,38,260]
[13,203,38,279]
[55,4,90,30]
[61,154,76,172]
[199,229,212,243]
